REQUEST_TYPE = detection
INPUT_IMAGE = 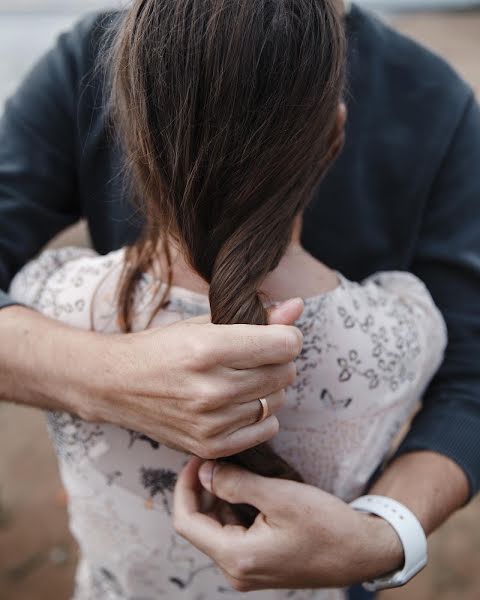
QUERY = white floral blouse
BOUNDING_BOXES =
[9,247,447,600]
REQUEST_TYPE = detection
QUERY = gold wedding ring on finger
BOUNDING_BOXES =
[257,397,269,423]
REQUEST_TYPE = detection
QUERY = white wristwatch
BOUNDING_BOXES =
[349,495,428,591]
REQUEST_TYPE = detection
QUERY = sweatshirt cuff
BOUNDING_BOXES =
[394,403,480,500]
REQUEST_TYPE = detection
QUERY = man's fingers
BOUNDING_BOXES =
[173,457,223,542]
[198,362,295,410]
[215,323,303,369]
[198,461,275,515]
[181,305,304,369]
[267,298,304,326]
[219,391,286,436]
[174,456,204,513]
[173,457,244,556]
[220,415,280,457]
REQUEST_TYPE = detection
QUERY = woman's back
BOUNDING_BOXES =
[10,245,446,599]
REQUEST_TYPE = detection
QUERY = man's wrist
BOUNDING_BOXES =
[356,513,405,583]
[82,331,136,423]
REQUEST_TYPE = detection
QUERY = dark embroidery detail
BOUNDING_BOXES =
[105,470,123,486]
[169,577,186,589]
[290,295,335,408]
[167,535,216,590]
[320,388,352,409]
[334,287,420,392]
[46,411,104,464]
[128,430,160,450]
[140,468,177,514]
[91,567,125,598]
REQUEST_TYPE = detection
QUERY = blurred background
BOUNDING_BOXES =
[1,1,480,599]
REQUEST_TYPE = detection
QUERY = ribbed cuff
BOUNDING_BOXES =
[394,404,480,500]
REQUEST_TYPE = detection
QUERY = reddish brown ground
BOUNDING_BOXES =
[1,9,480,600]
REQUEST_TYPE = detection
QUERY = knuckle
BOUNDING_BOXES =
[229,563,244,581]
[205,447,222,460]
[204,418,226,440]
[194,446,212,460]
[231,578,251,592]
[193,398,211,415]
[237,555,257,577]
[197,439,222,460]
[219,384,236,403]
[191,439,208,459]
[230,554,256,581]
[191,420,210,442]
[187,335,213,370]
[195,381,218,409]
[193,416,225,442]
[192,442,210,460]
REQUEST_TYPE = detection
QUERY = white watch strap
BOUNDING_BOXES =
[349,495,428,591]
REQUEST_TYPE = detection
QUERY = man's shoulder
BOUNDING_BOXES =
[55,10,123,81]
[350,4,472,114]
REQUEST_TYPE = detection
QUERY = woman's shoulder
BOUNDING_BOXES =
[294,269,447,407]
[9,246,126,330]
[336,270,445,327]
[305,269,440,310]
[299,269,447,365]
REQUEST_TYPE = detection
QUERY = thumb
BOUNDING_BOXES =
[268,298,304,326]
[198,461,278,516]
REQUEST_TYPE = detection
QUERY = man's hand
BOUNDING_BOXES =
[173,458,404,591]
[0,298,303,459]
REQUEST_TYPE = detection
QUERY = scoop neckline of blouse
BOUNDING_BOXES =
[143,269,348,309]
[105,248,347,308]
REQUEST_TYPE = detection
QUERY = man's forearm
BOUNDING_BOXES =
[369,450,470,535]
[1,302,302,459]
[0,305,101,417]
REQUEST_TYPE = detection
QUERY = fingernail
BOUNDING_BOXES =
[198,461,214,492]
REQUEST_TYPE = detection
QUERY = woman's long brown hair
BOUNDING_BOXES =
[108,0,346,522]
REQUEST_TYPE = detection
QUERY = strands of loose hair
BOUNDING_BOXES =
[105,0,346,523]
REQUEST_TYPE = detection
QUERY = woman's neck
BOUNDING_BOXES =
[154,238,338,303]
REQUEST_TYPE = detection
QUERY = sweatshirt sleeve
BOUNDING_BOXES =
[0,13,107,310]
[391,94,480,498]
